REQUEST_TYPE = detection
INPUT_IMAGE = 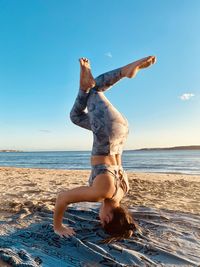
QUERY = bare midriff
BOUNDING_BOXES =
[91,154,122,166]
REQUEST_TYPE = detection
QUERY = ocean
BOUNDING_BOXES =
[0,150,200,174]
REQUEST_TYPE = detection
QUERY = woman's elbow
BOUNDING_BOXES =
[56,190,68,205]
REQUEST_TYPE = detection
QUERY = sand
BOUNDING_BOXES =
[0,167,200,216]
[0,167,200,266]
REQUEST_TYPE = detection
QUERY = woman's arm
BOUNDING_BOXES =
[53,185,106,237]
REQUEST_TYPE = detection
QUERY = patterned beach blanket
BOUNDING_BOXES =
[0,202,199,266]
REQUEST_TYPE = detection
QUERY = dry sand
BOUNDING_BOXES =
[0,167,200,216]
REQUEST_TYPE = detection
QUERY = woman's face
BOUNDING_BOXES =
[99,203,114,227]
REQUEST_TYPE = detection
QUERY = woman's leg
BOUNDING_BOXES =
[94,67,123,92]
[94,55,156,92]
[69,58,95,131]
[70,64,124,131]
[70,56,156,130]
[70,89,92,131]
[69,58,122,130]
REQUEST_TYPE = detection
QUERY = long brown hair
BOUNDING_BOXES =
[98,204,138,244]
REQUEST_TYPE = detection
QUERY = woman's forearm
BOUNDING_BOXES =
[53,185,105,231]
[53,192,68,230]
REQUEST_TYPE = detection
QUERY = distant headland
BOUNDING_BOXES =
[133,145,200,151]
[0,150,23,152]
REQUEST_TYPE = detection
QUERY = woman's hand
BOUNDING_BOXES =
[54,224,76,238]
[53,186,105,239]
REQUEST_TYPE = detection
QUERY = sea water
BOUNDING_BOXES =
[0,150,200,174]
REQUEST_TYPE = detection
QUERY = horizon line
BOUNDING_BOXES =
[1,145,200,152]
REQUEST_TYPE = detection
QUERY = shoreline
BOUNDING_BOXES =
[0,165,199,176]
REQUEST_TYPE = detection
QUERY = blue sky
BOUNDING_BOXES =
[0,0,199,151]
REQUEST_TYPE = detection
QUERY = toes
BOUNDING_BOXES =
[150,56,156,64]
[84,58,90,65]
[146,56,156,66]
[152,56,157,64]
[81,57,88,62]
[79,58,84,65]
[79,57,90,66]
[147,56,153,62]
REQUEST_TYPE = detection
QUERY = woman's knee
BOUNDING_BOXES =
[69,109,77,124]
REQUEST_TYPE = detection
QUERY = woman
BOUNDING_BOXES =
[53,55,156,243]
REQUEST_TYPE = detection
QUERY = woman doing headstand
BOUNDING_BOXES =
[53,56,156,242]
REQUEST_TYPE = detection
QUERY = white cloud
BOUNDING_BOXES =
[105,52,112,58]
[179,93,194,101]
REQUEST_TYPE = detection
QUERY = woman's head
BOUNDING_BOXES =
[99,203,138,244]
[99,199,115,226]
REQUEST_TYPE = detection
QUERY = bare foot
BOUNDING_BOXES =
[79,57,96,92]
[121,56,156,78]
